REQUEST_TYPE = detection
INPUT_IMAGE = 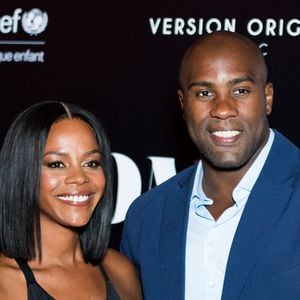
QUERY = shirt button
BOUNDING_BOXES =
[208,282,215,288]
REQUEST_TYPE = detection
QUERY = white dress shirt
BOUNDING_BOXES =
[185,129,274,300]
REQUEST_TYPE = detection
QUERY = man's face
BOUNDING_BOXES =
[178,39,273,170]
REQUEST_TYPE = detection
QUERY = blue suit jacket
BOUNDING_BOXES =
[120,130,300,300]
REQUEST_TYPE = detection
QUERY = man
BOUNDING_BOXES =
[120,31,300,299]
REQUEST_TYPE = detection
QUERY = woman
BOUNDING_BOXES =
[0,101,142,299]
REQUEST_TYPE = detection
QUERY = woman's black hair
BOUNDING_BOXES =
[0,101,113,264]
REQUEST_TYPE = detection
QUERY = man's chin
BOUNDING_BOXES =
[204,154,250,171]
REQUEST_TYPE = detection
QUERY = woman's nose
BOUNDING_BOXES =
[64,167,89,185]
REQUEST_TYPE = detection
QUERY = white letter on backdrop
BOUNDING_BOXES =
[147,156,176,189]
[111,152,142,224]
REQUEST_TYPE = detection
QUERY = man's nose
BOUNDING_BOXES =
[210,96,238,120]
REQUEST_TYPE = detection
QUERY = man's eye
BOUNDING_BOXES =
[84,160,102,168]
[196,90,212,97]
[47,161,65,168]
[233,88,249,95]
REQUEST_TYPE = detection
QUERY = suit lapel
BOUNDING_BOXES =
[159,166,196,299]
[221,178,293,299]
[222,132,297,299]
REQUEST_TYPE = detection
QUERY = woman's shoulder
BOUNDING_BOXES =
[102,248,143,300]
[0,255,20,279]
[102,248,136,272]
[0,255,26,299]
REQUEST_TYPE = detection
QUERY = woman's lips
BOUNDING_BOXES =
[57,194,93,205]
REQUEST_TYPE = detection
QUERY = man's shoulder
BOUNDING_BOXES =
[271,130,300,166]
[273,129,299,153]
[263,130,300,187]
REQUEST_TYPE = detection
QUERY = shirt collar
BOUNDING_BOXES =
[191,129,275,206]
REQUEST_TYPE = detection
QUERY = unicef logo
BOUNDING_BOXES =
[21,8,48,35]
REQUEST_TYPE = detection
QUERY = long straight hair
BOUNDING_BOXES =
[0,101,114,264]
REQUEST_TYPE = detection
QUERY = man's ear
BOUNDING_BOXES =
[177,89,184,109]
[177,89,186,120]
[265,82,274,115]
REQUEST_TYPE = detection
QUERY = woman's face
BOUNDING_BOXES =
[40,118,106,229]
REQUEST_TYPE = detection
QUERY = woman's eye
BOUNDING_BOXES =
[47,161,65,168]
[84,160,102,168]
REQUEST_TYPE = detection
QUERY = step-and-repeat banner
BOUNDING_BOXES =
[1,0,299,247]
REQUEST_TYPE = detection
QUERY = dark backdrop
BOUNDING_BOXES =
[0,0,299,248]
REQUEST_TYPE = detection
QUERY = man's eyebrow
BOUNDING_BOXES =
[187,76,255,90]
[188,81,213,90]
[228,76,255,85]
